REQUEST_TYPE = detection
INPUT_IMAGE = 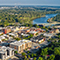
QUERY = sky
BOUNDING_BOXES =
[0,0,60,6]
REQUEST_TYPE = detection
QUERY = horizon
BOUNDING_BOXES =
[0,4,60,6]
[0,0,60,6]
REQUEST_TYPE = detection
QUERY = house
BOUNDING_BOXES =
[20,26,29,30]
[21,33,29,37]
[49,29,59,33]
[35,28,41,31]
[0,46,14,60]
[10,40,32,53]
[33,38,45,43]
[25,29,30,33]
[29,31,38,36]
[8,33,18,37]
[3,28,11,34]
[49,30,54,33]
[0,27,3,30]
[43,33,53,38]
[38,38,45,43]
[6,39,16,43]
[40,29,46,32]
[0,32,3,35]
[20,26,25,30]
[55,29,59,33]
[0,36,5,40]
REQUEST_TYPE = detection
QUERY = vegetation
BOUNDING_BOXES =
[22,33,60,60]
[51,14,60,22]
[0,6,60,27]
[14,37,21,41]
[15,51,18,54]
[23,34,33,39]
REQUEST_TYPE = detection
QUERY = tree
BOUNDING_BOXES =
[26,24,28,27]
[58,35,60,39]
[48,54,55,60]
[15,51,18,54]
[37,26,39,28]
[34,53,37,57]
[38,57,43,60]
[24,58,29,60]
[14,37,21,41]
[41,48,48,56]
[36,33,38,35]
[28,55,30,58]
[22,52,26,56]
[33,57,37,60]
[54,48,60,55]
[31,53,34,57]
[27,51,30,54]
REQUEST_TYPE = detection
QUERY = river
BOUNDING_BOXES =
[33,14,57,24]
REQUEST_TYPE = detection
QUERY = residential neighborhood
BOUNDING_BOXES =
[0,24,60,60]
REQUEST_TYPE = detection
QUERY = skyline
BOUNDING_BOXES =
[0,0,60,6]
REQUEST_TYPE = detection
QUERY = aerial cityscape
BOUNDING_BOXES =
[0,0,60,60]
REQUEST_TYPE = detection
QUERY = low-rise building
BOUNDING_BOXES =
[10,40,32,53]
[21,33,29,37]
[19,26,29,30]
[3,28,11,34]
[55,29,59,33]
[8,33,18,37]
[32,38,45,43]
[43,33,53,38]
[49,29,59,33]
[29,31,38,36]
[0,46,14,60]
[0,32,3,35]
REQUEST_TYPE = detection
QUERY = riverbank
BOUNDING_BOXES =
[47,18,53,23]
[33,14,57,24]
[31,15,46,24]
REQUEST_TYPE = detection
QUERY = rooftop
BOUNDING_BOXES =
[10,40,31,46]
[0,46,13,54]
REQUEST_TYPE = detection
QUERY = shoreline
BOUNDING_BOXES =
[33,14,58,24]
[47,18,53,23]
[31,15,46,24]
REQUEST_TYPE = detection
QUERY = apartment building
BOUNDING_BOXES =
[0,46,14,60]
[10,40,32,53]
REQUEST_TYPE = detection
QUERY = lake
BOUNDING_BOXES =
[33,14,57,24]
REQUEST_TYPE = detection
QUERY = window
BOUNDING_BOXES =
[7,50,9,55]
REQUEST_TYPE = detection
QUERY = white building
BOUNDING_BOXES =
[0,46,14,60]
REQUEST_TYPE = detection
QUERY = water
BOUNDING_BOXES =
[33,14,57,24]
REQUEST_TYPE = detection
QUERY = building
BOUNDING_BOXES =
[3,28,11,34]
[0,32,3,35]
[49,30,54,33]
[55,29,59,33]
[8,33,18,37]
[20,26,29,30]
[10,40,32,53]
[38,38,45,43]
[29,31,38,36]
[0,46,14,60]
[43,33,53,38]
[21,33,29,37]
[49,29,59,33]
[0,39,2,43]
[11,27,20,32]
[32,38,45,43]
